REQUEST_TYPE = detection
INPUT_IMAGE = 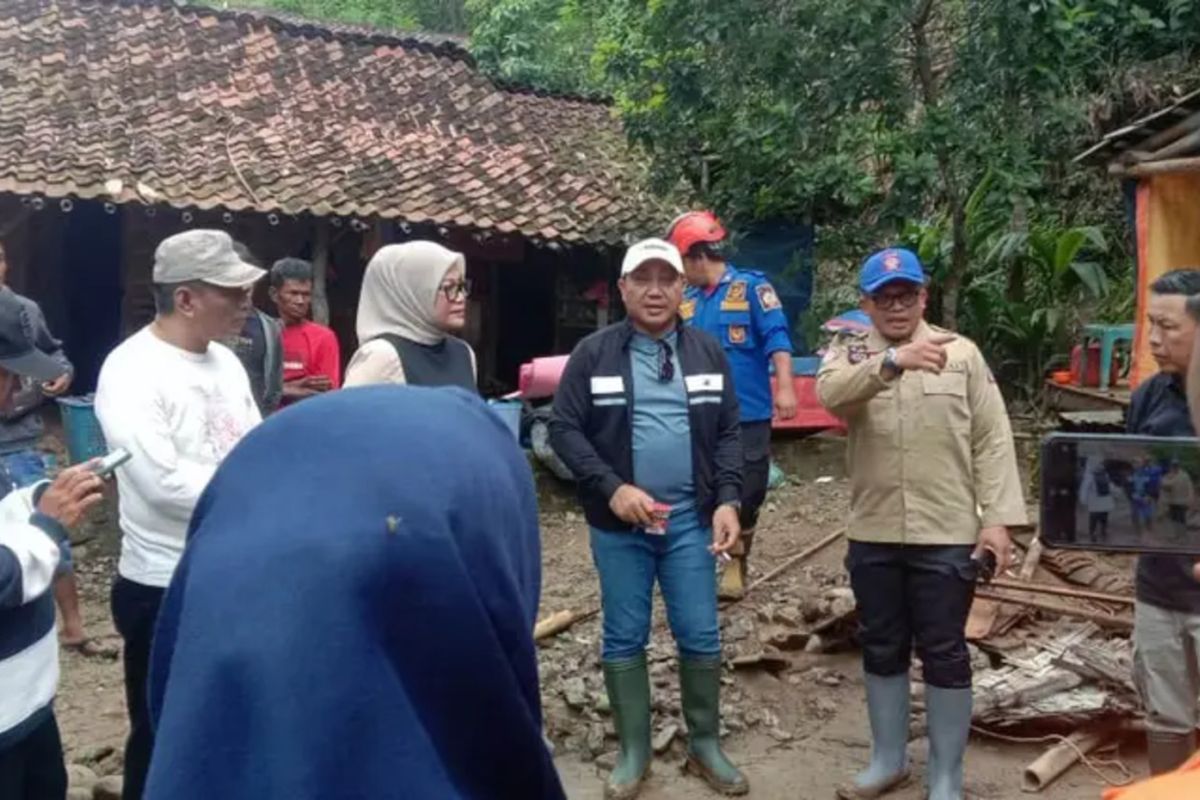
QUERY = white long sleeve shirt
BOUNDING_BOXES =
[0,484,64,747]
[95,327,261,587]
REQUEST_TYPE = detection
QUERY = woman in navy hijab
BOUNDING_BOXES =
[143,386,565,800]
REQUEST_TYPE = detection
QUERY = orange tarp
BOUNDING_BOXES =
[1102,751,1200,799]
[1132,173,1200,387]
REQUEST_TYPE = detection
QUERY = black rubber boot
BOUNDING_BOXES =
[1147,730,1196,776]
[602,654,652,799]
[679,656,749,795]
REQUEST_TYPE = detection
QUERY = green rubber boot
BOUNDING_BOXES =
[602,654,652,800]
[679,656,749,796]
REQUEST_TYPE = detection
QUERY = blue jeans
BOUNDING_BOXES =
[0,449,69,572]
[589,506,721,661]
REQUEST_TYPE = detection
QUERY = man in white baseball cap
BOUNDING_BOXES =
[551,237,748,798]
[93,229,264,800]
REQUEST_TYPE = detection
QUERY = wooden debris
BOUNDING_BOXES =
[652,724,679,754]
[730,651,791,674]
[972,623,1140,730]
[1035,548,1134,596]
[989,578,1134,606]
[534,608,599,641]
[966,596,1029,641]
[1052,638,1135,697]
[974,590,1133,631]
[1019,537,1045,581]
[974,665,1085,724]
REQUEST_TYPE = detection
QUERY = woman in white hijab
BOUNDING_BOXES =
[344,241,477,391]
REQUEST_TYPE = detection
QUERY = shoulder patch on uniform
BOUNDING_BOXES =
[755,283,782,312]
[847,342,870,364]
[680,299,695,320]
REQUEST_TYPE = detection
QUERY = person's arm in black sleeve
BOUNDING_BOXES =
[713,344,743,506]
[1125,385,1144,434]
[549,343,625,503]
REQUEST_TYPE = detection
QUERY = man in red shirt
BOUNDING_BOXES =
[270,258,341,405]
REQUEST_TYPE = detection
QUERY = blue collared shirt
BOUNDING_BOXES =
[682,265,793,423]
[629,330,694,507]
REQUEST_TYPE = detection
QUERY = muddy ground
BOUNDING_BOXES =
[55,435,1135,799]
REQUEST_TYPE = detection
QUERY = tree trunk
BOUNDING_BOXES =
[910,0,966,329]
[943,195,966,330]
[1006,195,1028,302]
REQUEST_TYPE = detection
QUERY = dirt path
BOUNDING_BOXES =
[54,437,1138,798]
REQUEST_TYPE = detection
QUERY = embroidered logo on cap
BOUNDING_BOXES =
[883,252,901,271]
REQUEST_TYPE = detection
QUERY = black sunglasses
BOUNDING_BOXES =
[869,288,920,310]
[657,339,675,383]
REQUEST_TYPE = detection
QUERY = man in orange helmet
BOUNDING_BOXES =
[666,211,797,599]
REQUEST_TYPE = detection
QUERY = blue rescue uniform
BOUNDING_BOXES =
[681,266,793,423]
[682,265,792,540]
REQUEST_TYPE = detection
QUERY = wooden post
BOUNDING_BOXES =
[311,220,330,325]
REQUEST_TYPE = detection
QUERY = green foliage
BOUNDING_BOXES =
[466,0,606,94]
[225,0,469,33]
[229,0,1200,403]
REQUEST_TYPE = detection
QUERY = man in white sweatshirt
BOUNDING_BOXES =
[95,229,264,800]
[0,285,105,800]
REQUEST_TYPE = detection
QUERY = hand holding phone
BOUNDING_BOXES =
[971,550,997,584]
[91,448,131,479]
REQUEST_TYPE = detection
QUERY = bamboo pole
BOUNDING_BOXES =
[1114,156,1200,178]
[1124,109,1200,162]
[1022,726,1113,792]
[743,528,846,596]
[974,590,1132,630]
[989,577,1134,606]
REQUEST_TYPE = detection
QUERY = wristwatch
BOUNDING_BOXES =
[882,347,902,374]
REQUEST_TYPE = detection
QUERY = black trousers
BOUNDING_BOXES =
[738,421,772,532]
[111,577,165,800]
[846,541,977,689]
[0,711,67,800]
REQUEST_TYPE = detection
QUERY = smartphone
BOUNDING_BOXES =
[971,550,997,583]
[1040,432,1200,555]
[91,448,132,479]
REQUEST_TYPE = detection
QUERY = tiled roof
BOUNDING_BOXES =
[0,0,664,245]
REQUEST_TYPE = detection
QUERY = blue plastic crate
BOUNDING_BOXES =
[56,395,109,465]
[487,399,523,443]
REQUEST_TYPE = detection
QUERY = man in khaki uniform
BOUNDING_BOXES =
[818,248,1026,800]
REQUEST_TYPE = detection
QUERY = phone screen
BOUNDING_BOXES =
[1040,433,1200,555]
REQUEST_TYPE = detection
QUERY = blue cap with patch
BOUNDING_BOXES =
[859,248,926,293]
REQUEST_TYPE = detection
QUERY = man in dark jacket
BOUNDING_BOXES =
[1129,269,1200,774]
[550,238,747,799]
[0,242,94,657]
